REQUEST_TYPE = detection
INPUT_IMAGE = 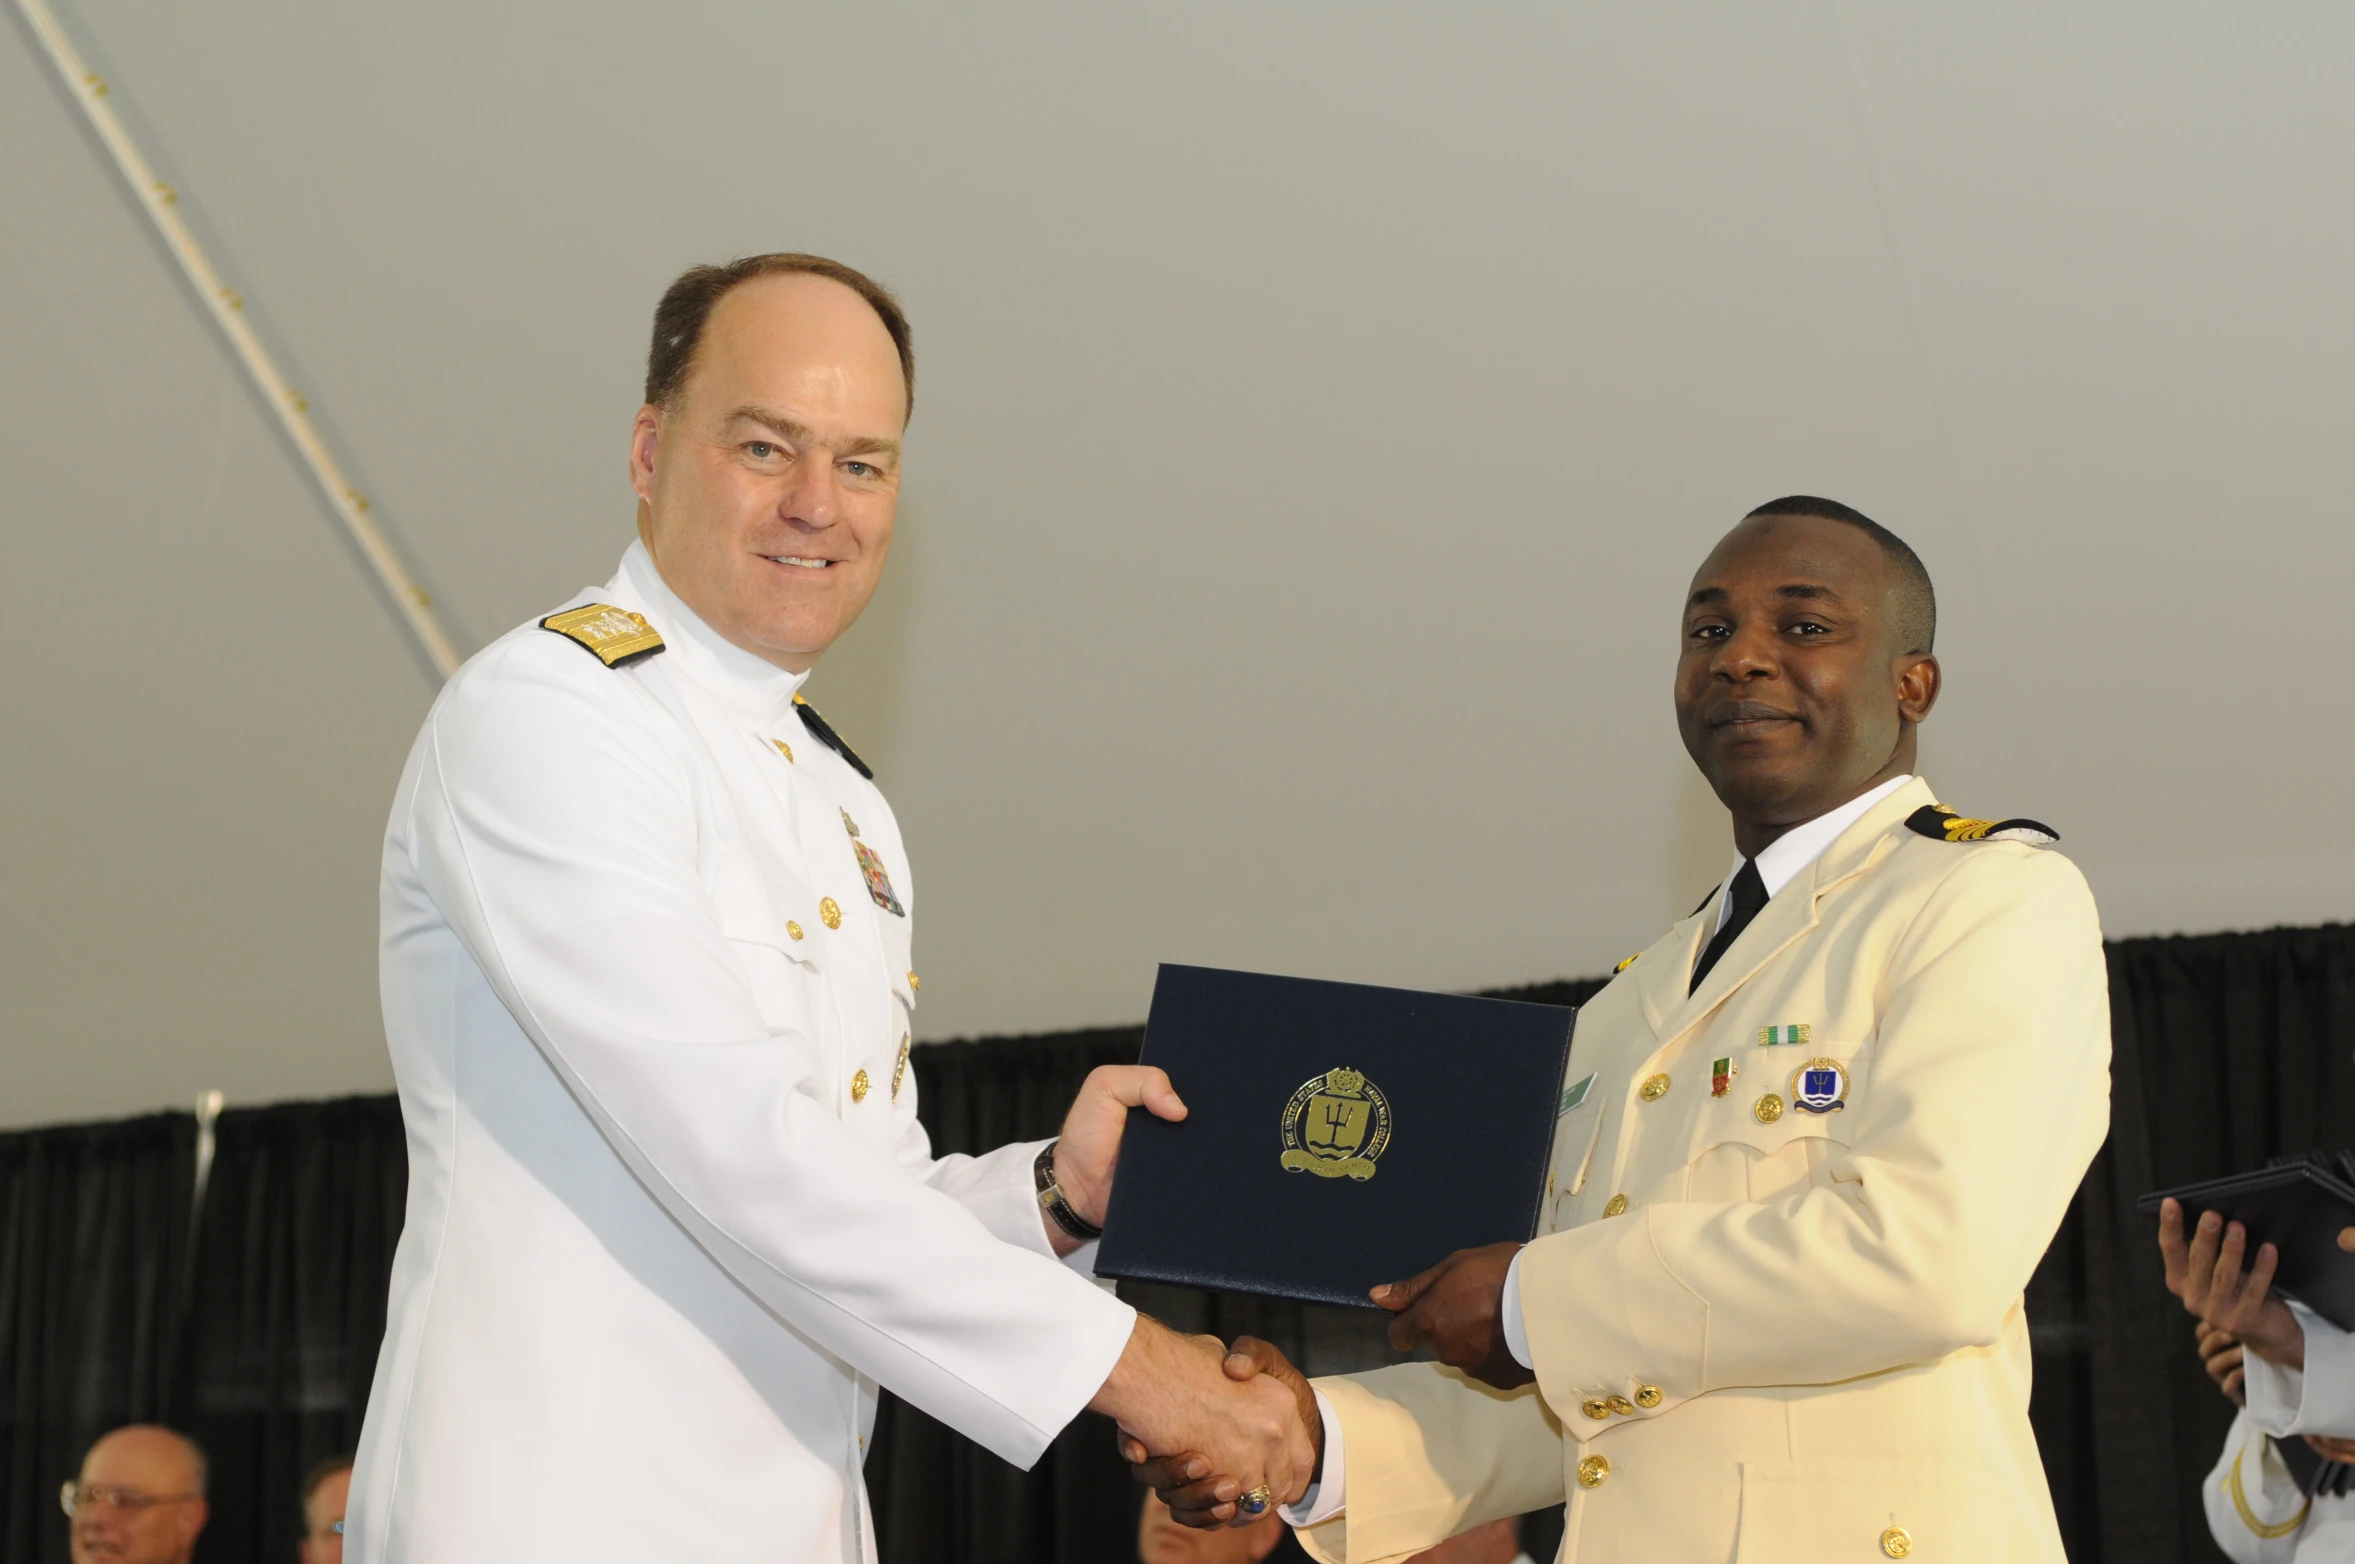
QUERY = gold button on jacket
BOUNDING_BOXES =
[1293,780,2108,1564]
[1880,1527,1913,1558]
[850,1069,870,1103]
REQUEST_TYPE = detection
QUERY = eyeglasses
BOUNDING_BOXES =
[60,1481,201,1518]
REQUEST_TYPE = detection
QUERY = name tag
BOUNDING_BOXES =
[1560,1073,1596,1115]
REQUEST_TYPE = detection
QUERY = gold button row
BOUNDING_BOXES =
[1578,1385,1662,1421]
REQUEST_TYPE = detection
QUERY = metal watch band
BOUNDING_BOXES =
[1033,1140,1103,1241]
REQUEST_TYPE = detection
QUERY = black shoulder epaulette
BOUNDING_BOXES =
[1905,803,2058,846]
[539,604,665,668]
[793,694,873,779]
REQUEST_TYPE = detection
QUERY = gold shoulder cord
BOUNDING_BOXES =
[2228,1444,2312,1539]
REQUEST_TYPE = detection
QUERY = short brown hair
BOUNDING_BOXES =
[644,253,915,419]
[299,1453,352,1510]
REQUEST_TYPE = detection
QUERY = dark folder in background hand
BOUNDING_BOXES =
[1094,964,1576,1309]
[2137,1153,2355,1330]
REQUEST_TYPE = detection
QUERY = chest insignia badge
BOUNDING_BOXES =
[891,1033,911,1102]
[1790,1057,1849,1114]
[1560,1072,1596,1115]
[842,809,905,917]
[1759,1023,1811,1048]
[1710,1057,1734,1097]
[1280,1067,1392,1181]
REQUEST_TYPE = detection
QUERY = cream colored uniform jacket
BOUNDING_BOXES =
[349,543,1135,1564]
[1299,778,2109,1564]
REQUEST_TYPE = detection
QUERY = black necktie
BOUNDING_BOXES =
[1689,859,1768,995]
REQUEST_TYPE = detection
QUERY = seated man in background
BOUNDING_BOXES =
[2162,1197,2355,1556]
[1139,1495,1527,1564]
[63,1425,209,1564]
[299,1454,352,1564]
[1138,498,2112,1561]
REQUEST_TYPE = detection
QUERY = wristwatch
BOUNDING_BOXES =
[1033,1141,1103,1241]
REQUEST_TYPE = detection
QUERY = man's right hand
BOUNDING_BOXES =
[1123,1337,1322,1529]
[1092,1319,1316,1526]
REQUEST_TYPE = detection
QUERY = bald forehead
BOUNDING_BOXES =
[692,273,908,418]
[83,1427,201,1487]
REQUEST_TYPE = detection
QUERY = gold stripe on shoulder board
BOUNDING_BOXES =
[540,604,665,668]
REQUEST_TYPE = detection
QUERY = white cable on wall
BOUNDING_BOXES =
[12,0,463,679]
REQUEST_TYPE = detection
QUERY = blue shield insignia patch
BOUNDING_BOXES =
[1789,1058,1848,1114]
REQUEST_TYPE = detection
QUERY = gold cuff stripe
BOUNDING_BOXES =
[2227,1445,2312,1539]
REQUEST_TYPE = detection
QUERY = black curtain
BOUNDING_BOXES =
[177,1096,409,1561]
[0,1114,194,1564]
[2029,924,2355,1564]
[6,926,2355,1564]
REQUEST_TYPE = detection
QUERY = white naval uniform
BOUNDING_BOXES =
[2215,1305,2355,1561]
[349,541,1136,1563]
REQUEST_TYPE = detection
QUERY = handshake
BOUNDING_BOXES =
[1058,1068,1535,1528]
[1094,1323,1320,1528]
[1089,1241,1537,1529]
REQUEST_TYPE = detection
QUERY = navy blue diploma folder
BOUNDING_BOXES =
[1093,964,1577,1309]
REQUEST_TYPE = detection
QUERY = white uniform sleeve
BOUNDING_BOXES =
[403,650,1134,1468]
[1500,1248,1533,1369]
[1278,1388,1348,1526]
[2246,1302,2355,1439]
[891,1081,1107,1278]
[2204,1405,2309,1562]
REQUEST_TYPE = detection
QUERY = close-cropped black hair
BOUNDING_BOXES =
[1745,495,1936,655]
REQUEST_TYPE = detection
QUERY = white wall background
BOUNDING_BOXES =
[3,1,2350,1130]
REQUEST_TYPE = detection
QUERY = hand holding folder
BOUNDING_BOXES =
[2146,1153,2355,1365]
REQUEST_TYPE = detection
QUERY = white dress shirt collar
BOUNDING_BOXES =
[615,540,809,727]
[1714,773,1914,933]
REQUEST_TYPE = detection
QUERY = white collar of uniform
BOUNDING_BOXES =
[1713,773,1914,933]
[614,540,809,727]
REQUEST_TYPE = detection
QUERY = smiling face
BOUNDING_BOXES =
[630,271,907,672]
[1674,513,1940,856]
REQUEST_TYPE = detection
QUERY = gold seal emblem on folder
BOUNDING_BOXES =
[1280,1067,1392,1181]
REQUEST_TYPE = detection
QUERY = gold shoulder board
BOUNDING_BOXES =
[1904,803,2058,846]
[540,604,665,668]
